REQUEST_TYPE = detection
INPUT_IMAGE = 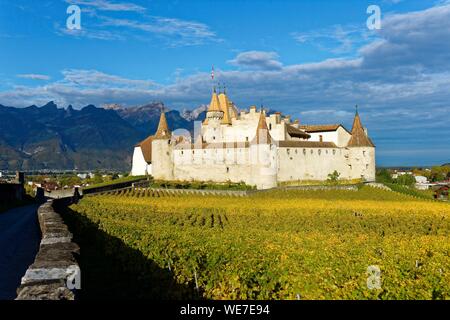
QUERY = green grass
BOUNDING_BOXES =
[278,179,363,187]
[150,180,255,191]
[82,175,147,191]
[384,183,435,200]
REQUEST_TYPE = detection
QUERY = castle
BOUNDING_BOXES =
[131,89,375,189]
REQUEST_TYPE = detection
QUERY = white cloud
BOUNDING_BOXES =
[227,51,283,70]
[2,4,450,163]
[292,24,376,54]
[16,74,51,81]
[59,1,219,47]
[97,15,219,46]
[65,0,146,13]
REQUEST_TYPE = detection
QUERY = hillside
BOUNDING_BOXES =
[0,101,205,171]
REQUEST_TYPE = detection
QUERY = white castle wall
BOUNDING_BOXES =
[152,139,375,188]
[202,109,288,145]
[151,139,174,180]
[130,146,152,176]
[347,147,376,181]
[277,147,349,181]
[306,127,351,147]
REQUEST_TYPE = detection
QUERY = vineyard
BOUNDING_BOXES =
[64,186,450,300]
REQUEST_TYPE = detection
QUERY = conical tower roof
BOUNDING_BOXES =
[154,112,171,139]
[208,89,221,112]
[218,92,232,124]
[347,108,374,147]
[251,111,272,144]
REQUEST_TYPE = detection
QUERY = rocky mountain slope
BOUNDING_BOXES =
[0,101,206,171]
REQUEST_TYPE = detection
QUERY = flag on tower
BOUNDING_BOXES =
[211,65,214,80]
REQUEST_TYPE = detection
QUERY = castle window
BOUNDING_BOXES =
[181,151,184,155]
[319,135,323,142]
[311,149,313,154]
[303,149,306,155]
[287,149,290,155]
[295,149,298,154]
[333,149,336,155]
[168,140,171,144]
[363,151,366,156]
[213,136,216,140]
[318,149,322,155]
[246,137,249,142]
[366,164,369,169]
[226,167,229,173]
[269,123,272,130]
[192,150,195,154]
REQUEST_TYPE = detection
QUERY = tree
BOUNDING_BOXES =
[396,174,415,186]
[327,170,340,184]
[376,168,393,183]
[429,166,446,182]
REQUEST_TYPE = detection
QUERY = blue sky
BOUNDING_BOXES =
[0,0,449,166]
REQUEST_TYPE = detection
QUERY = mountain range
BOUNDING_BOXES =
[0,101,207,171]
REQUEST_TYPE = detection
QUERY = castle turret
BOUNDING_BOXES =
[204,88,224,124]
[347,107,375,181]
[250,111,277,189]
[347,108,374,148]
[151,112,174,180]
[251,110,273,144]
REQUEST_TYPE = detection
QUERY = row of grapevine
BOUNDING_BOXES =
[68,186,450,299]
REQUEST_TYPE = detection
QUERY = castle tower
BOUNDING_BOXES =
[151,112,174,180]
[204,88,224,124]
[347,107,375,181]
[250,111,277,189]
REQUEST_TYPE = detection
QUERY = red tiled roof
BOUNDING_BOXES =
[277,141,337,148]
[286,124,310,139]
[299,124,342,132]
[347,112,375,147]
[136,135,153,163]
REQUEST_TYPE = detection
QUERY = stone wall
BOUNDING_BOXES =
[16,199,80,300]
[82,178,148,195]
[0,183,24,202]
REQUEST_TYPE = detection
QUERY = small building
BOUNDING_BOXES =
[415,176,428,184]
[42,181,59,192]
[434,185,449,201]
